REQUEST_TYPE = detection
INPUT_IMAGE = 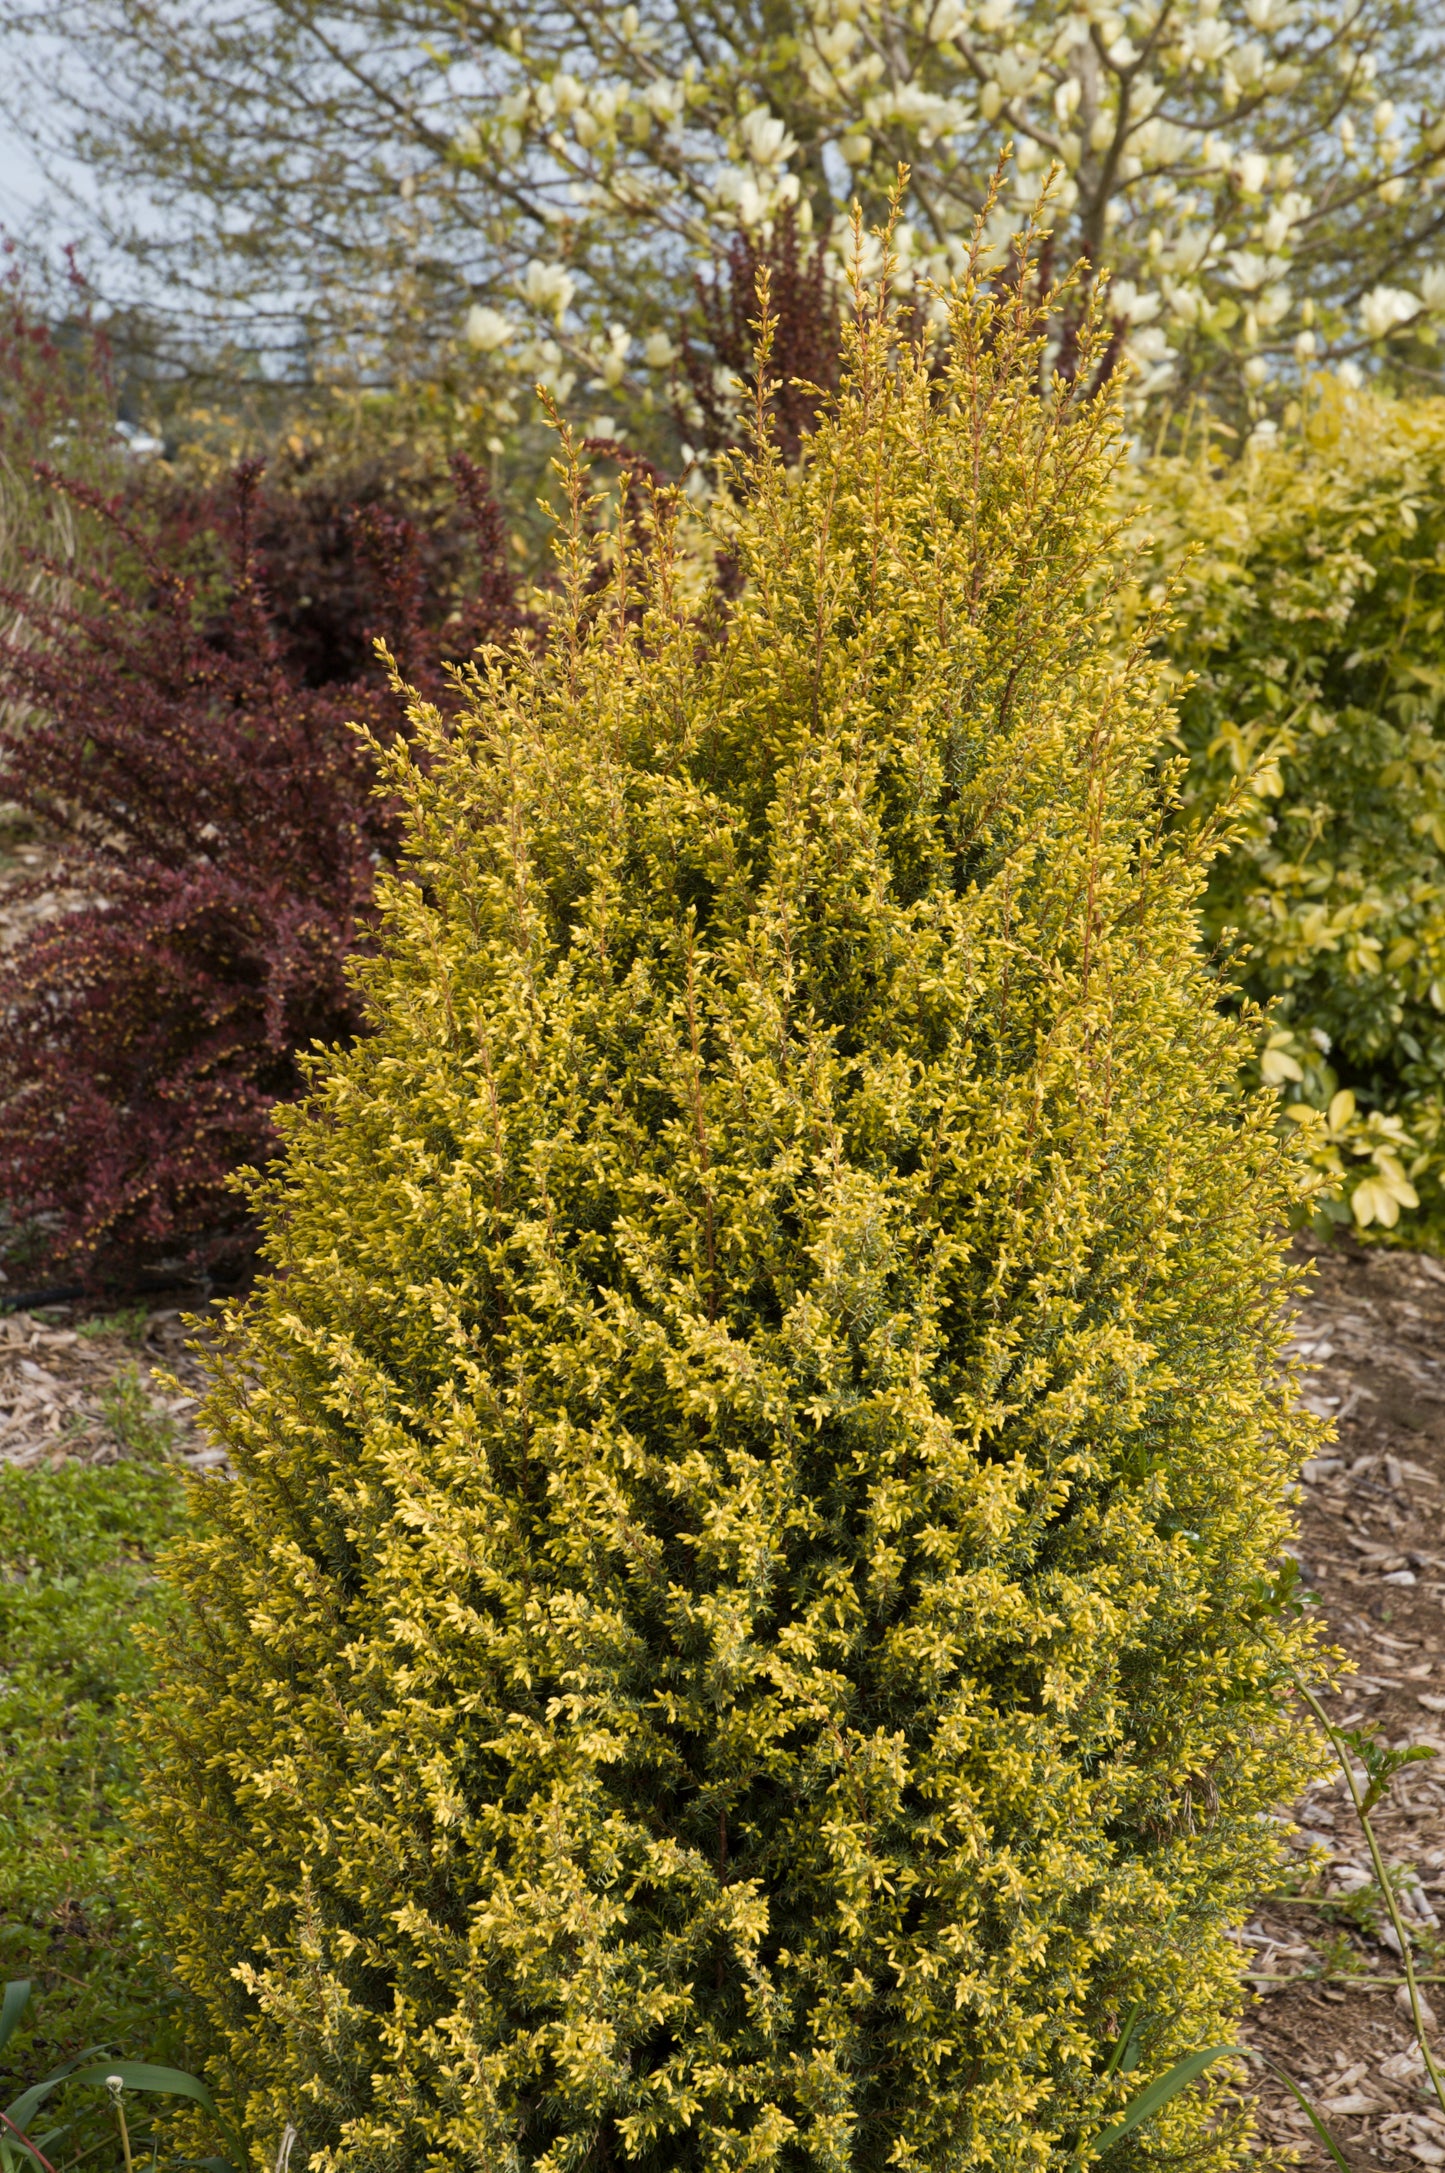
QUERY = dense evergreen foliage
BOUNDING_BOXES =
[136,241,1318,2172]
[1141,385,1445,1233]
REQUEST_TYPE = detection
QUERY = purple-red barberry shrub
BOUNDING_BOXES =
[0,448,525,1288]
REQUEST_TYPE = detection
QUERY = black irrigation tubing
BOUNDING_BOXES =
[0,1270,231,1317]
[0,1281,88,1314]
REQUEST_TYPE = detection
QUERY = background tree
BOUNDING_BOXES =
[0,255,128,734]
[2,0,1443,443]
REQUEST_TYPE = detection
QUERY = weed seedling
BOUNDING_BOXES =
[0,1979,234,2173]
[1295,1677,1445,2110]
[77,1310,150,1350]
[99,1369,176,1463]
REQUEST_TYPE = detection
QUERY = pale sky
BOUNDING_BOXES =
[0,116,50,231]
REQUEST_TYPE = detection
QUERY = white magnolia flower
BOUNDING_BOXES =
[1255,282,1292,328]
[1260,191,1310,251]
[1109,279,1161,324]
[993,47,1037,96]
[1128,323,1174,363]
[1181,17,1233,65]
[643,330,676,368]
[1170,229,1212,274]
[523,259,576,322]
[1163,278,1204,323]
[839,130,872,164]
[1225,248,1286,291]
[591,323,630,387]
[1129,319,1173,358]
[465,303,515,351]
[1420,266,1445,313]
[738,107,796,166]
[814,18,860,64]
[928,0,968,42]
[1229,39,1268,90]
[645,77,684,123]
[1126,323,1176,395]
[1138,117,1191,163]
[883,85,967,144]
[1235,152,1269,196]
[1360,284,1421,339]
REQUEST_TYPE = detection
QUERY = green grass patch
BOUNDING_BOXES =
[0,1461,191,2097]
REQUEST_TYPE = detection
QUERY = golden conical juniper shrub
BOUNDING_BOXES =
[138,235,1319,2173]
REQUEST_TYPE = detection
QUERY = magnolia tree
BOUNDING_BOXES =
[3,0,1444,431]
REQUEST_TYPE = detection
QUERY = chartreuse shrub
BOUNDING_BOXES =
[135,236,1319,2173]
[1134,383,1445,1236]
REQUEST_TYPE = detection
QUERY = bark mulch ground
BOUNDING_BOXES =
[1241,1236,1445,2167]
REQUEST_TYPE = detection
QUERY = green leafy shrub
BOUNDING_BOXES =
[1135,384,1445,1234]
[0,1462,189,2094]
[135,239,1319,2173]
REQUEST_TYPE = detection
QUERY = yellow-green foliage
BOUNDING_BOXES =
[136,248,1319,2173]
[1136,385,1445,1234]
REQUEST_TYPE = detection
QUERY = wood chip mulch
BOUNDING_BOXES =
[1241,1236,1445,2168]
